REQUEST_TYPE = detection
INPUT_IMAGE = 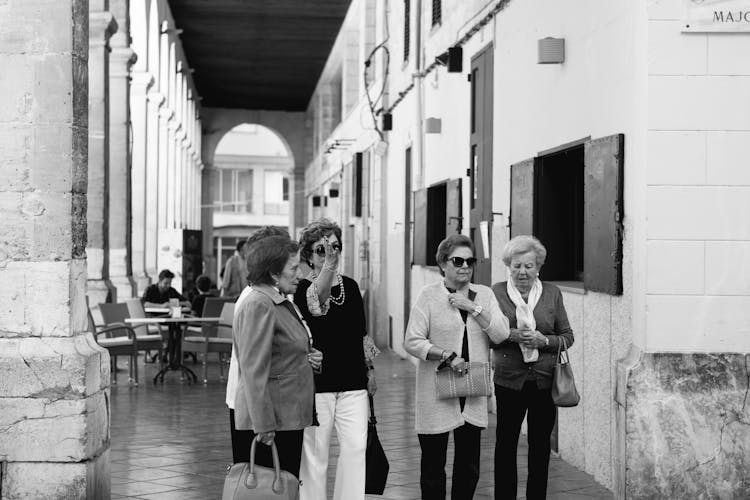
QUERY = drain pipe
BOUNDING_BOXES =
[414,0,425,189]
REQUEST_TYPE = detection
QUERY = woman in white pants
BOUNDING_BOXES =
[293,219,378,500]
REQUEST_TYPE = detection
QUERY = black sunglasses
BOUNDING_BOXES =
[449,256,477,268]
[314,244,341,256]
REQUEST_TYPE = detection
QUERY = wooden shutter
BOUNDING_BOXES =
[412,188,427,265]
[446,178,462,235]
[584,134,624,295]
[510,158,536,238]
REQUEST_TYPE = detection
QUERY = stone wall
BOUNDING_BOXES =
[0,0,111,497]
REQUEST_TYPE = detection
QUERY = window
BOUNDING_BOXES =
[213,169,253,213]
[510,134,624,294]
[432,0,441,26]
[282,177,290,201]
[413,179,462,266]
[404,0,411,62]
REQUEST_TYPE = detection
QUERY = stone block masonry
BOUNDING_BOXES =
[0,0,112,497]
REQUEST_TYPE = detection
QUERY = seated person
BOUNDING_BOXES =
[142,269,190,308]
[191,274,215,316]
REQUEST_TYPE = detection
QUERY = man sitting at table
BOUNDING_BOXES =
[191,274,215,316]
[141,269,191,365]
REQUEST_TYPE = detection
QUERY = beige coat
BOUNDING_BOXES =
[404,281,509,434]
[232,284,315,433]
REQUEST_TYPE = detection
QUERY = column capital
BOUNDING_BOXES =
[110,47,137,77]
[147,91,166,107]
[159,106,175,121]
[131,71,155,94]
[169,120,183,133]
[89,11,118,45]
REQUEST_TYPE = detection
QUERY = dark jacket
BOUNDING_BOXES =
[491,281,574,391]
[232,284,315,433]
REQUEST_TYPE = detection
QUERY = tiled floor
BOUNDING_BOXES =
[110,350,613,499]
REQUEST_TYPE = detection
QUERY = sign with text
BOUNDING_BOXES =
[683,0,750,31]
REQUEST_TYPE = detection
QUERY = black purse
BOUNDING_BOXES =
[365,395,389,494]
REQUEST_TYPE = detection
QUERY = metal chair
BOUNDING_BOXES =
[183,299,235,384]
[89,305,139,385]
[100,302,164,371]
[124,298,166,363]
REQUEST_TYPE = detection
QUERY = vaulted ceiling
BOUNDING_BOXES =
[168,0,352,111]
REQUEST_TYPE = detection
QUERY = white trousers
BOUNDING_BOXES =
[299,390,368,500]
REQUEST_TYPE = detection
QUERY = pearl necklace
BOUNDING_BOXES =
[329,274,346,306]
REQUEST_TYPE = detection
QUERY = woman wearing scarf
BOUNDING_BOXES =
[491,235,574,500]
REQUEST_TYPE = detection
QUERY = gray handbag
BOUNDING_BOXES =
[435,361,493,399]
[222,436,300,500]
[551,337,580,407]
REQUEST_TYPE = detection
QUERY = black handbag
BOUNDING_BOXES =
[222,436,300,500]
[551,337,580,407]
[365,395,389,495]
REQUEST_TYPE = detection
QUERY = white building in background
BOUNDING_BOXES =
[210,124,293,283]
[307,0,750,498]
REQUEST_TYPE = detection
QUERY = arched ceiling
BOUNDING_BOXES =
[167,0,352,111]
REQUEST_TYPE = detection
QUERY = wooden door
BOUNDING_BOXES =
[469,44,494,285]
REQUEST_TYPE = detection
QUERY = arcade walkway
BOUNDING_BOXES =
[110,351,613,499]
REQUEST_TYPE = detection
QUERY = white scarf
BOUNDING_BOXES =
[506,277,543,363]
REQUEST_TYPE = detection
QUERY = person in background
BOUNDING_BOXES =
[141,269,191,365]
[294,218,377,500]
[404,234,509,500]
[491,235,574,500]
[226,226,323,464]
[232,236,318,478]
[190,274,214,316]
[222,240,247,298]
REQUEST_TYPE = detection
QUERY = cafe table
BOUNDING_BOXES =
[125,316,222,384]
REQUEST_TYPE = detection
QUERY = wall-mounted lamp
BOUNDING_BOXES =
[424,117,441,134]
[161,22,184,35]
[179,67,196,74]
[538,37,565,64]
[435,46,463,72]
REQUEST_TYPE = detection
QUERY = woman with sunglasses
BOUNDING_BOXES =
[404,234,509,500]
[293,218,377,500]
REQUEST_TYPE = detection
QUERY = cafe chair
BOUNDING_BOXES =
[89,305,139,386]
[125,298,166,364]
[183,299,235,384]
[100,302,164,370]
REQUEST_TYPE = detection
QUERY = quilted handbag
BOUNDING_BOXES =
[222,437,299,500]
[365,395,389,494]
[435,361,493,399]
[551,337,580,407]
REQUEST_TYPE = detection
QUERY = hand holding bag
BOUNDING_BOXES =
[551,337,580,407]
[222,436,300,500]
[434,361,493,399]
[365,394,389,495]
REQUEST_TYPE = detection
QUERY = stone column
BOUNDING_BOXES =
[87,6,118,308]
[0,0,110,497]
[130,71,154,293]
[145,91,164,280]
[201,166,216,281]
[108,43,137,299]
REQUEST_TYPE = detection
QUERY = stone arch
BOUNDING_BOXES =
[211,123,295,172]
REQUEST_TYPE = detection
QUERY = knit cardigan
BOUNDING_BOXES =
[404,281,509,434]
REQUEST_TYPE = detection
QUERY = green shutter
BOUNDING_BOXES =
[584,134,624,295]
[446,178,462,235]
[412,188,428,265]
[510,158,536,238]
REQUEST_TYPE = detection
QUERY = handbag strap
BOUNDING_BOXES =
[556,336,570,364]
[369,394,377,424]
[247,436,282,485]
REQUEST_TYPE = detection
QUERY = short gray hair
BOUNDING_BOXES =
[501,235,547,268]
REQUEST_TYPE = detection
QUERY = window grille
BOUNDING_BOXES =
[432,0,441,26]
[404,0,411,62]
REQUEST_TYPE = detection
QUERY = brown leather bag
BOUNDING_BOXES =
[222,437,299,500]
[551,337,580,407]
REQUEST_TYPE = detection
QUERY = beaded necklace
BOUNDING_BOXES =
[329,274,346,306]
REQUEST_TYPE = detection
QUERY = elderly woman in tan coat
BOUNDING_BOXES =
[404,234,509,500]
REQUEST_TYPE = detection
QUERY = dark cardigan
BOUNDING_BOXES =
[491,281,574,391]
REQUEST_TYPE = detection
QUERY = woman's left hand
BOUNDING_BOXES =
[367,370,377,395]
[447,293,475,313]
[308,348,323,373]
[519,330,547,349]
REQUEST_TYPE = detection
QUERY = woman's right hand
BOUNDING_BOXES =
[257,431,275,446]
[450,356,468,375]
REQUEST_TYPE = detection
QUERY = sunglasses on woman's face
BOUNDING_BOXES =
[314,244,341,256]
[449,256,477,268]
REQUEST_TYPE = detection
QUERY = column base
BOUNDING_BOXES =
[619,351,750,499]
[110,275,136,301]
[87,278,116,323]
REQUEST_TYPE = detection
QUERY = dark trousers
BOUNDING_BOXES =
[229,409,253,464]
[418,423,482,500]
[494,382,556,500]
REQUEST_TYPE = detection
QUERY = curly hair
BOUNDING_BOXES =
[435,234,475,276]
[246,236,299,286]
[501,235,547,268]
[298,218,343,267]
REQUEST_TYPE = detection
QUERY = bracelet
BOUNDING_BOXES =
[366,365,375,371]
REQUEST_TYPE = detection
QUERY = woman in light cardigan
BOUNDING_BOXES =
[404,234,509,500]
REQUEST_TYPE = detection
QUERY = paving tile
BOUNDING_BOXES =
[111,351,611,499]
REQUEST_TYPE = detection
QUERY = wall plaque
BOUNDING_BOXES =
[683,0,750,32]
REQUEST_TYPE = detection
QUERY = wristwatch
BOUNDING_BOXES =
[471,304,483,317]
